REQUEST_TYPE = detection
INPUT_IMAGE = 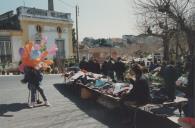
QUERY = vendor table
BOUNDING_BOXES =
[124,96,187,128]
[64,78,187,128]
[79,83,121,101]
[65,79,187,114]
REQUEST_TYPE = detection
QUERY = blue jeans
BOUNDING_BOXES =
[29,84,47,102]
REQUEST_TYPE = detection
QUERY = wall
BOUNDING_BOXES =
[0,30,22,64]
[20,17,73,58]
[11,36,22,63]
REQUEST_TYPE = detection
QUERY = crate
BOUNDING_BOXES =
[80,88,92,99]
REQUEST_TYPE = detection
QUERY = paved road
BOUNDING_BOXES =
[0,75,128,128]
[0,75,180,128]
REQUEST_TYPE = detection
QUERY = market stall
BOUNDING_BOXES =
[63,69,188,127]
[64,70,133,102]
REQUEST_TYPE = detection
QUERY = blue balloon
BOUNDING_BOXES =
[31,50,41,59]
[18,48,24,56]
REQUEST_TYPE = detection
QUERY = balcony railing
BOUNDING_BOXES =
[17,6,72,21]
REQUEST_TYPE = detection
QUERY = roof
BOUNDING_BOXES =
[17,6,72,22]
[0,6,73,31]
[0,11,21,30]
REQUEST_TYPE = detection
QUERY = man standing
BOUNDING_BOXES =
[79,56,88,71]
[114,57,126,81]
[163,61,177,101]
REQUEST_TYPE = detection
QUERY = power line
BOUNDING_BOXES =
[57,0,75,8]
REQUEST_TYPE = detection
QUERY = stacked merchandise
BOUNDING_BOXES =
[67,71,133,98]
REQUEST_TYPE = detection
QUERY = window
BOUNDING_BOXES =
[55,39,65,59]
[57,26,62,34]
[0,37,12,63]
[35,33,42,44]
[35,39,41,44]
[36,25,42,33]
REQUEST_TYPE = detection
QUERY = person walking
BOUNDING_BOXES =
[30,65,50,108]
[22,65,50,108]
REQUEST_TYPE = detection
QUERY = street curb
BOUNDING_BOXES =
[0,74,62,77]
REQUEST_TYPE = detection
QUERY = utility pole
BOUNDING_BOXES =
[23,1,25,6]
[48,0,54,11]
[76,5,79,63]
[192,30,195,117]
[176,23,179,62]
[191,11,195,117]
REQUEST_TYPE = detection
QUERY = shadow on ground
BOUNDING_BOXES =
[0,103,29,117]
[54,83,180,128]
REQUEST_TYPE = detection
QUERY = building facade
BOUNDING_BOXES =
[0,6,73,68]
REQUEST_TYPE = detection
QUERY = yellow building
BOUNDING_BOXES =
[0,6,73,68]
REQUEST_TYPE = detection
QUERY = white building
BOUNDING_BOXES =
[0,2,73,68]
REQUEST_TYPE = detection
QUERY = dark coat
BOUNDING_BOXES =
[101,60,115,78]
[22,67,43,86]
[114,61,126,74]
[128,75,150,104]
[101,61,109,76]
[88,60,95,73]
[94,62,101,74]
[79,60,88,71]
[163,65,177,85]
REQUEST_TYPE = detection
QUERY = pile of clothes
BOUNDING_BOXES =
[66,70,133,98]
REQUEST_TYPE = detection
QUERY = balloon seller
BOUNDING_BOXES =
[19,39,58,108]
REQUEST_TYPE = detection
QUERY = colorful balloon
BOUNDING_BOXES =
[40,51,48,60]
[48,44,58,55]
[43,36,48,44]
[31,50,41,59]
[18,48,24,56]
[20,40,56,69]
[34,44,40,50]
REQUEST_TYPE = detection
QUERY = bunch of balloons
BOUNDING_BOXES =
[18,38,58,72]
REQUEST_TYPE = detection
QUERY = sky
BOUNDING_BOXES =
[0,0,139,40]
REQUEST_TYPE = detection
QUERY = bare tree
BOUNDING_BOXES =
[134,0,195,117]
[135,0,195,60]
